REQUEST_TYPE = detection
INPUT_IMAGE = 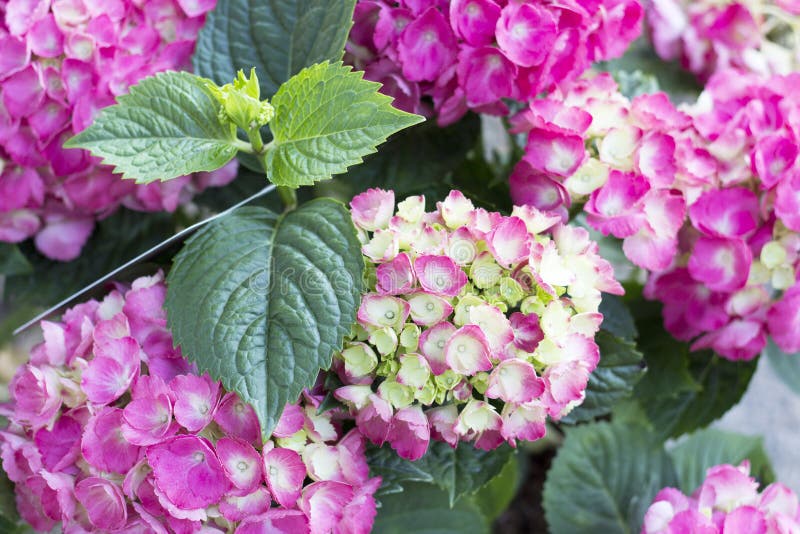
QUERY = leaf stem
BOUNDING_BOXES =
[247,127,265,154]
[277,186,298,211]
[233,139,254,154]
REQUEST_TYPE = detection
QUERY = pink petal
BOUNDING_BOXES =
[357,294,411,329]
[767,284,800,354]
[486,359,544,404]
[524,127,586,177]
[585,170,649,238]
[376,252,416,295]
[509,160,570,212]
[81,407,141,473]
[397,7,458,82]
[457,45,516,107]
[419,321,457,375]
[349,188,395,231]
[687,236,751,292]
[414,255,468,297]
[273,403,305,438]
[217,437,263,494]
[220,487,271,523]
[407,292,454,326]
[214,392,261,445]
[75,477,127,530]
[449,0,501,46]
[495,2,557,67]
[299,481,355,534]
[263,447,307,508]
[386,405,430,461]
[688,187,760,239]
[170,373,220,432]
[487,216,531,267]
[444,324,493,375]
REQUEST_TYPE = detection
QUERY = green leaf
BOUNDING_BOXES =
[561,331,646,424]
[192,0,356,99]
[0,469,18,525]
[473,454,521,521]
[373,482,489,534]
[265,62,424,187]
[598,294,637,340]
[165,200,364,436]
[65,71,238,183]
[764,338,800,394]
[613,70,661,99]
[668,429,775,494]
[367,441,513,506]
[543,422,678,534]
[631,303,757,438]
[0,244,31,276]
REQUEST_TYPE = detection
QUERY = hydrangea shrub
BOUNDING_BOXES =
[1,273,381,533]
[510,68,800,361]
[0,0,237,261]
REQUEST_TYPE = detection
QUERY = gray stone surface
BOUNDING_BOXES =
[714,356,800,492]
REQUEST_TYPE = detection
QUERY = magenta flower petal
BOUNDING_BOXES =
[75,477,127,531]
[217,437,263,494]
[299,480,355,534]
[687,236,751,292]
[81,407,141,474]
[34,415,81,472]
[585,170,650,238]
[524,127,586,178]
[449,0,501,46]
[407,292,453,326]
[263,447,307,508]
[219,487,271,523]
[355,393,394,445]
[767,284,800,354]
[495,2,557,67]
[414,254,467,297]
[81,336,140,405]
[487,216,531,267]
[236,510,309,534]
[386,405,430,461]
[349,188,395,231]
[376,252,416,295]
[444,324,493,375]
[486,359,544,404]
[214,392,261,445]
[273,403,305,438]
[397,7,457,82]
[357,293,411,329]
[419,321,457,375]
[170,373,220,432]
[147,435,229,512]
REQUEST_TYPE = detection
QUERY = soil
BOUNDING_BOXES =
[493,449,555,533]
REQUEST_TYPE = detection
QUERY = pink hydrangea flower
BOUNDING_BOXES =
[642,462,800,534]
[0,273,382,533]
[345,0,642,125]
[336,188,622,455]
[0,0,237,260]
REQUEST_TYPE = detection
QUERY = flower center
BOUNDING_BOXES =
[385,310,396,320]
[237,461,248,472]
[425,302,435,312]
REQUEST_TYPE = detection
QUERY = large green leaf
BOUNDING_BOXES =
[543,422,678,534]
[192,0,356,99]
[668,428,775,494]
[473,454,521,522]
[561,331,646,424]
[764,338,800,394]
[630,302,756,438]
[165,200,364,436]
[598,294,637,340]
[373,482,489,534]
[367,441,513,506]
[65,72,238,183]
[265,62,424,187]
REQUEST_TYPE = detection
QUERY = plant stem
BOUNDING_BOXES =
[277,186,298,211]
[233,139,254,154]
[247,127,265,154]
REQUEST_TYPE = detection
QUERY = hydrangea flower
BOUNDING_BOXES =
[510,69,800,362]
[344,0,643,126]
[0,0,237,261]
[646,0,800,81]
[642,461,800,534]
[1,272,381,533]
[334,188,624,459]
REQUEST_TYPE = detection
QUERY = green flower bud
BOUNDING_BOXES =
[453,294,486,326]
[207,68,274,132]
[520,296,545,316]
[378,381,414,409]
[434,370,460,391]
[396,354,430,389]
[376,358,400,377]
[499,277,525,308]
[415,379,437,405]
[470,252,503,289]
[369,327,399,356]
[340,343,378,377]
[470,372,490,395]
[399,324,420,351]
[761,241,787,269]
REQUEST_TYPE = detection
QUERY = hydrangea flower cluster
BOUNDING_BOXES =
[642,462,800,534]
[510,69,800,361]
[344,0,643,126]
[647,0,800,81]
[332,188,623,460]
[0,0,237,261]
[0,272,381,533]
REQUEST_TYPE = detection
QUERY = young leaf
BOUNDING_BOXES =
[65,72,238,183]
[543,422,678,534]
[668,429,775,494]
[560,331,646,424]
[368,441,513,506]
[165,200,364,437]
[193,0,357,99]
[373,482,489,534]
[264,62,424,187]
